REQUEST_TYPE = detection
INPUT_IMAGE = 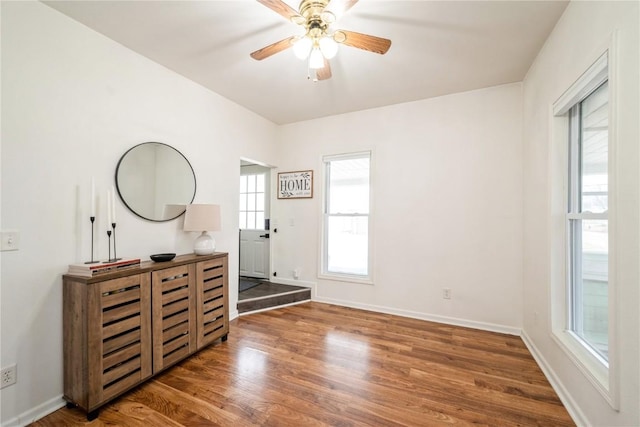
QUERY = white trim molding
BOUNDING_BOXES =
[553,52,608,115]
[1,395,66,427]
[521,332,586,426]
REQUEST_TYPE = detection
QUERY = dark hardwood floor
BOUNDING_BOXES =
[31,302,574,426]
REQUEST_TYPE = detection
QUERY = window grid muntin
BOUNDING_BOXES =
[240,173,266,230]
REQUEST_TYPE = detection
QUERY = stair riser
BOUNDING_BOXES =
[238,290,311,313]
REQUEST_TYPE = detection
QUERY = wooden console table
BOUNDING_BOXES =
[63,252,229,420]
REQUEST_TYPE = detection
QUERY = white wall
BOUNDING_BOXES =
[272,83,524,333]
[0,2,278,425]
[3,1,637,426]
[522,1,639,426]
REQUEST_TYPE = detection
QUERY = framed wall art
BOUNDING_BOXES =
[278,170,313,199]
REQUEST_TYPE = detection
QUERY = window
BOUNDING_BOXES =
[551,50,615,403]
[322,152,372,281]
[567,81,609,362]
[239,174,265,230]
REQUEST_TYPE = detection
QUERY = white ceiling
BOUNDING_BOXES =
[43,0,568,125]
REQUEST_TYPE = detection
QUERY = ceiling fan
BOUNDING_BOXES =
[250,0,392,81]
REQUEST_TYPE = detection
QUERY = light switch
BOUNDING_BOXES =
[1,231,20,251]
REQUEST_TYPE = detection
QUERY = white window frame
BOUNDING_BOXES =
[567,85,609,362]
[319,151,374,284]
[551,44,618,408]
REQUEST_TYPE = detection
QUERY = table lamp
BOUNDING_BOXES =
[183,204,221,255]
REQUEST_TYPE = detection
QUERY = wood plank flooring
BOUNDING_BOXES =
[31,302,574,426]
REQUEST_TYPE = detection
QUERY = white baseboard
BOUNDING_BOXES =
[520,331,585,426]
[267,281,518,335]
[1,395,66,427]
[312,295,521,336]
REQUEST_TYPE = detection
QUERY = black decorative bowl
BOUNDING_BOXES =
[150,253,176,262]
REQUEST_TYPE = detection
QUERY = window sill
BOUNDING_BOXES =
[551,328,616,409]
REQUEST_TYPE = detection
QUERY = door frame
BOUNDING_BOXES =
[239,158,275,283]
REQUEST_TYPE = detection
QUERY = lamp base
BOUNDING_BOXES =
[193,231,215,255]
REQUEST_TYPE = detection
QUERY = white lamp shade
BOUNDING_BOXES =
[184,204,221,255]
[184,204,221,232]
[163,204,186,219]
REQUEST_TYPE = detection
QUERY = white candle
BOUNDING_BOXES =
[90,177,96,218]
[107,190,112,229]
[111,185,117,223]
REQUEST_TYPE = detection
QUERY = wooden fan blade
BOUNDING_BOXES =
[257,0,303,23]
[335,30,391,55]
[250,36,296,60]
[316,58,332,81]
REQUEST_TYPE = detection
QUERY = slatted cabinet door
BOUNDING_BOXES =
[151,264,197,372]
[88,274,152,410]
[196,257,229,348]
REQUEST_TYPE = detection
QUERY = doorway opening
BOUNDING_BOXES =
[239,159,272,286]
[238,159,311,313]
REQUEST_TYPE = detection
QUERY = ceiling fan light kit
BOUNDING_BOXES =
[309,47,325,69]
[318,36,338,59]
[252,0,391,81]
[293,35,313,59]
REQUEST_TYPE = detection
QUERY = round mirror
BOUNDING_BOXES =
[115,142,196,222]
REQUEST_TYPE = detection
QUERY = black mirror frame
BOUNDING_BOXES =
[115,142,197,222]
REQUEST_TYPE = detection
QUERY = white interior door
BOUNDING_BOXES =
[239,229,270,279]
[239,164,272,280]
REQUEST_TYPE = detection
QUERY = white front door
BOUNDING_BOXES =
[239,229,270,279]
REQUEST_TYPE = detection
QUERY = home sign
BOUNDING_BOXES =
[278,170,313,199]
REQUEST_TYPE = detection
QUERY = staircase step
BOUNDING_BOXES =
[238,288,311,314]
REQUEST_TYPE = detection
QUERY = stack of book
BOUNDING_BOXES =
[68,258,141,277]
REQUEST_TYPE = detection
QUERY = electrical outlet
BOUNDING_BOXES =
[1,365,17,389]
[1,230,20,251]
[443,288,452,299]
